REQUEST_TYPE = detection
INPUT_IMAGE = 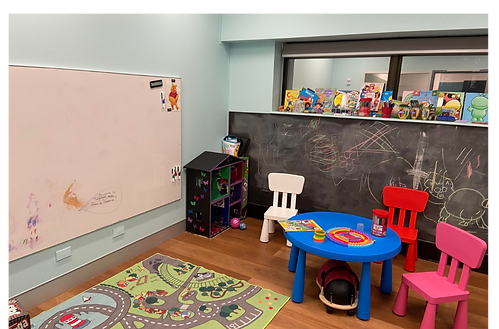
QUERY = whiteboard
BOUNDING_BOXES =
[9,66,182,261]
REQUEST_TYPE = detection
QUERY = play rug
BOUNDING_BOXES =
[31,253,289,329]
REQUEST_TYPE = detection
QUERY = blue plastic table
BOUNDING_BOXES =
[284,212,402,321]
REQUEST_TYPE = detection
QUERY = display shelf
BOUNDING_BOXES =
[271,111,488,128]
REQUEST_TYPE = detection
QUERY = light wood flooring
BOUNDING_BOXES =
[29,217,488,329]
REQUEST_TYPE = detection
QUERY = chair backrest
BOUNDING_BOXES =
[268,173,305,210]
[435,222,487,290]
[383,186,429,230]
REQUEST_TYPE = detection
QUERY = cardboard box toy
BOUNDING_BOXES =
[9,299,30,329]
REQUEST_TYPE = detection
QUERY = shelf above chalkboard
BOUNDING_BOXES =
[271,111,488,128]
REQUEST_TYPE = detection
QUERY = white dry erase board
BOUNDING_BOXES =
[9,66,182,261]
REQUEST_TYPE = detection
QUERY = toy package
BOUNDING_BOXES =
[9,299,30,329]
[334,90,360,113]
[436,91,465,120]
[315,88,336,114]
[380,91,393,107]
[357,83,384,114]
[297,88,319,111]
[462,93,488,123]
[283,90,300,112]
[412,90,438,108]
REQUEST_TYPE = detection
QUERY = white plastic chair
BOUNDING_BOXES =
[259,173,305,246]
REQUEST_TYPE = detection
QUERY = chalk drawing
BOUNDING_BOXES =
[422,154,488,230]
[405,132,429,190]
[307,134,338,172]
[338,151,360,172]
[367,157,412,203]
[247,118,487,234]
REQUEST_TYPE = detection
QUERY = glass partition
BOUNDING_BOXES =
[288,57,391,92]
[399,55,488,100]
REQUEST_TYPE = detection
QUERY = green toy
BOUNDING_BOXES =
[467,95,488,122]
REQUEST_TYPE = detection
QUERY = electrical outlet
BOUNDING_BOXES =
[113,225,125,238]
[55,246,72,261]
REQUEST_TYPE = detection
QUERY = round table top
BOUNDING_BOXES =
[284,212,402,262]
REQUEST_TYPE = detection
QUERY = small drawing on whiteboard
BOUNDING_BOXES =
[63,181,84,210]
[81,187,122,214]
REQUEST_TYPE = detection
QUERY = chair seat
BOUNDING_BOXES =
[264,206,298,222]
[402,272,469,304]
[389,225,418,243]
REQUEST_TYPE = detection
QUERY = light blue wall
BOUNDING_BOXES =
[9,14,229,297]
[292,59,336,90]
[221,14,488,42]
[228,41,281,113]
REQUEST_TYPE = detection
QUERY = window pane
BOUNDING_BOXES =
[289,57,391,91]
[397,55,488,100]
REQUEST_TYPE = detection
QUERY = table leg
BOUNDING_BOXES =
[291,248,306,303]
[357,261,371,321]
[288,244,299,272]
[380,258,393,294]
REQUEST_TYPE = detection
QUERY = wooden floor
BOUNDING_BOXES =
[29,217,488,329]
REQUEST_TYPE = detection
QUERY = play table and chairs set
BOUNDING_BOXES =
[259,173,487,329]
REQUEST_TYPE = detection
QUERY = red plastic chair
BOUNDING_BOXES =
[392,222,487,329]
[383,186,429,272]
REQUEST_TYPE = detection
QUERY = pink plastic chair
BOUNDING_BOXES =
[392,222,487,329]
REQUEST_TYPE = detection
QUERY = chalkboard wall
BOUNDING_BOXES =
[229,112,488,251]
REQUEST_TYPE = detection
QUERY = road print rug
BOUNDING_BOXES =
[31,253,289,329]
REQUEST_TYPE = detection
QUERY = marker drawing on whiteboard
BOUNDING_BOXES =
[161,91,165,111]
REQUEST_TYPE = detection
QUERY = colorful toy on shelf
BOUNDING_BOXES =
[230,217,240,229]
[381,98,393,118]
[315,88,335,114]
[317,259,359,316]
[462,93,488,123]
[358,98,372,117]
[410,100,421,120]
[436,91,464,120]
[421,105,432,120]
[284,89,300,112]
[380,91,393,110]
[293,99,305,113]
[297,88,319,110]
[326,227,375,247]
[358,82,384,115]
[398,105,410,119]
[436,106,458,122]
[239,222,246,230]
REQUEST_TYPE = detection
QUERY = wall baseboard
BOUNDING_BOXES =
[248,203,488,274]
[14,221,185,311]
